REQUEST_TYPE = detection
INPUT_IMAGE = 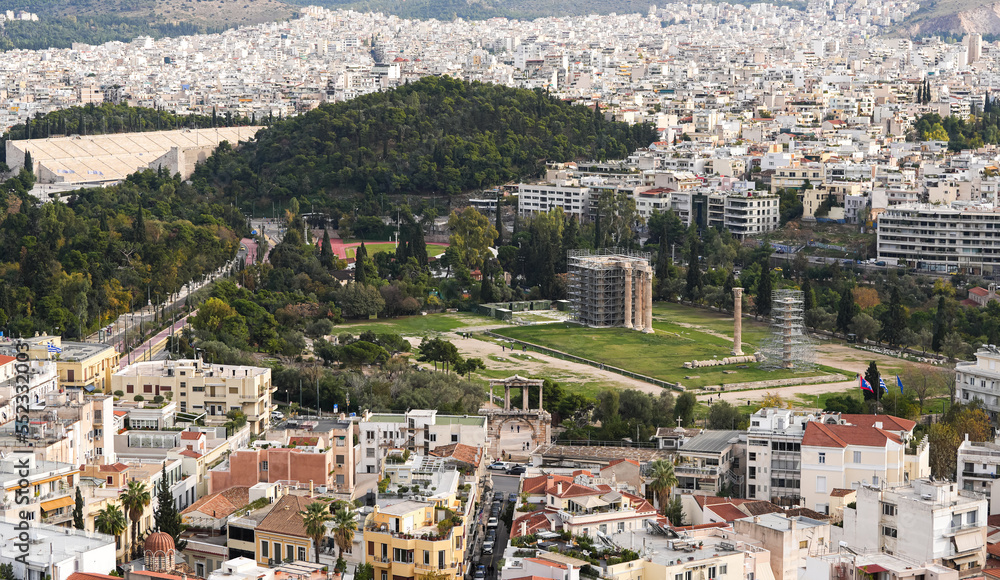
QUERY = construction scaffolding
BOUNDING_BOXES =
[758,289,814,370]
[567,248,654,332]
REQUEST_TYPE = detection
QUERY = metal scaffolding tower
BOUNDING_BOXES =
[567,248,653,331]
[759,289,814,370]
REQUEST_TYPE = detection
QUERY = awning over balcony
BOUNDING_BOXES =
[948,553,980,567]
[953,530,984,553]
[40,496,74,512]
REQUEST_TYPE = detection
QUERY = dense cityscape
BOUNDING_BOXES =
[1,1,1000,580]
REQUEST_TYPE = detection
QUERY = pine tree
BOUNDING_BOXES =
[154,466,186,550]
[355,242,368,284]
[73,487,85,530]
[755,263,772,318]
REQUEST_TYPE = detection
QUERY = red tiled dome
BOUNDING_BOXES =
[144,531,175,554]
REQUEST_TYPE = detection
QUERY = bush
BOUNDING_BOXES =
[113,390,124,397]
[153,395,164,404]
[134,395,144,402]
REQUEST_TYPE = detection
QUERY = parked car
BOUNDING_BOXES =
[507,465,526,475]
[487,517,498,528]
[488,461,513,471]
[474,566,486,580]
[508,493,518,503]
[271,410,284,420]
[483,541,494,554]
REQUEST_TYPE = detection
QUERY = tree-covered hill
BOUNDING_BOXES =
[0,166,244,338]
[194,76,655,204]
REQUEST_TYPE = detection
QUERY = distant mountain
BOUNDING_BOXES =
[897,0,1000,37]
[0,0,295,50]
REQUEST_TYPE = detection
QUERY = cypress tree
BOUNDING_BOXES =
[355,242,368,284]
[802,277,816,311]
[23,151,32,174]
[836,283,857,335]
[755,263,772,318]
[73,487,84,530]
[863,360,881,404]
[932,295,948,352]
[412,224,427,266]
[154,466,186,550]
[133,201,146,243]
[320,229,332,268]
[495,195,504,245]
[684,234,702,301]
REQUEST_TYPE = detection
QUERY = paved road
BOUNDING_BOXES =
[121,313,192,366]
[470,474,521,579]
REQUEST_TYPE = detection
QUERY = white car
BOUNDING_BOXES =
[271,411,284,420]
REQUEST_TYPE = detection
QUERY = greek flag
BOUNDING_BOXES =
[47,343,62,353]
[878,378,888,393]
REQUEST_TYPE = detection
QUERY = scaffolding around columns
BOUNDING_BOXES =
[567,248,651,329]
[758,289,814,370]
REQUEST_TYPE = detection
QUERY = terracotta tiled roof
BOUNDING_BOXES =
[830,488,856,498]
[179,449,203,459]
[970,287,990,296]
[182,486,251,518]
[785,507,830,520]
[522,474,574,495]
[552,482,600,499]
[524,558,566,569]
[511,510,555,537]
[68,574,120,580]
[621,491,656,513]
[114,410,128,417]
[256,494,313,539]
[429,443,483,467]
[0,355,15,366]
[180,431,204,440]
[739,501,785,517]
[673,522,730,532]
[839,414,916,433]
[802,422,902,448]
[706,503,751,522]
[100,463,129,472]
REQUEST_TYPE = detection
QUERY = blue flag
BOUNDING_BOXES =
[878,378,888,393]
[896,375,904,394]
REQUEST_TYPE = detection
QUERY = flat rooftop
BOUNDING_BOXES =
[0,520,113,565]
[737,513,828,532]
[681,430,741,454]
[536,444,673,465]
[115,359,269,378]
[607,524,752,567]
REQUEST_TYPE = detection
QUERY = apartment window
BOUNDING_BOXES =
[719,565,727,575]
[367,448,375,458]
[748,467,756,479]
[286,544,293,561]
[816,476,827,493]
[380,573,387,580]
[260,461,268,471]
[261,540,269,558]
[180,382,186,389]
[144,384,153,393]
[424,550,430,565]
[968,511,978,524]
[818,452,825,464]
[127,384,134,393]
[748,452,756,461]
[882,503,896,516]
[366,430,375,440]
[853,451,862,463]
[193,386,204,392]
[707,566,717,580]
[336,455,345,465]
[337,437,345,447]
[882,526,897,538]
[429,434,437,442]
[273,543,281,561]
[451,434,459,443]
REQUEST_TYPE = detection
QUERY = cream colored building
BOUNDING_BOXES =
[21,335,119,393]
[733,513,831,580]
[111,358,274,434]
[799,421,907,515]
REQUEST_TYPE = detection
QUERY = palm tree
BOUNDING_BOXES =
[331,504,358,563]
[300,501,332,564]
[95,504,128,558]
[121,480,151,560]
[646,459,678,512]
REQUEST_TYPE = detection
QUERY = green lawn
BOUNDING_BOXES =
[652,302,771,344]
[332,312,486,337]
[492,317,840,389]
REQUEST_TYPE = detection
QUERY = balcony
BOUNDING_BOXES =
[675,464,720,477]
[962,471,1000,480]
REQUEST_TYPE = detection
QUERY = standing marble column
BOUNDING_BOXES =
[732,287,744,356]
[622,264,633,329]
[522,385,528,411]
[505,385,510,410]
[643,269,654,333]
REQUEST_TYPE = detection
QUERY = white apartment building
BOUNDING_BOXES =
[722,191,780,238]
[842,479,987,578]
[357,410,487,474]
[0,521,116,580]
[111,358,274,434]
[955,345,1000,420]
[516,181,592,218]
[877,203,1000,276]
[957,437,1000,514]
[746,408,818,505]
